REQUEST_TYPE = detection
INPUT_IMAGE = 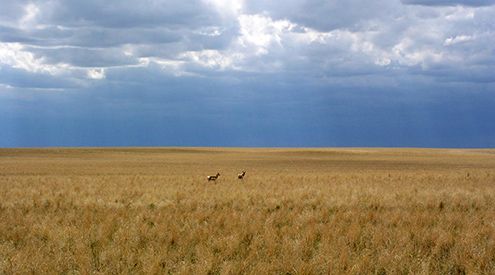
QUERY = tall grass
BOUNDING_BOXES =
[1,148,495,274]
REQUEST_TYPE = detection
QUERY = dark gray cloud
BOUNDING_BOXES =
[0,0,30,22]
[0,26,40,44]
[244,0,397,32]
[0,66,81,89]
[38,0,219,29]
[27,46,137,68]
[402,0,495,7]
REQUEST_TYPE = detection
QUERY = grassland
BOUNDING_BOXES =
[1,147,495,274]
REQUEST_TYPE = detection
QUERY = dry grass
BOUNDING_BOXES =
[1,147,495,274]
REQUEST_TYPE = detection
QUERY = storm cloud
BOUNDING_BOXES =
[1,0,494,147]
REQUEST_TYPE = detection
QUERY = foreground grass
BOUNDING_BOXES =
[1,147,495,274]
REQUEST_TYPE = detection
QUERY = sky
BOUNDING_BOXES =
[0,0,494,148]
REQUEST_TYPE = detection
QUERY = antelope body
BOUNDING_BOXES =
[238,171,246,179]
[207,173,220,181]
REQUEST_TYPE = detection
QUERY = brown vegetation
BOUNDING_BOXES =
[1,147,495,274]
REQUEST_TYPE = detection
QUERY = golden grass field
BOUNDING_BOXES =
[1,147,495,274]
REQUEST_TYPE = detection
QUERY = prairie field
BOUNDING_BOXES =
[1,147,495,274]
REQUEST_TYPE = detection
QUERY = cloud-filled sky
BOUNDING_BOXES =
[1,0,494,148]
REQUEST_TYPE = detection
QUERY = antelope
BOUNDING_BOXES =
[238,171,246,179]
[207,173,220,181]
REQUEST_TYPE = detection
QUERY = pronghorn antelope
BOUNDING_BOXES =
[207,173,220,181]
[238,171,246,179]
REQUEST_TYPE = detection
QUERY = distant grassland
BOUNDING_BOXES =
[1,147,495,274]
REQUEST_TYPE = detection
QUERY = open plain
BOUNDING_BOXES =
[1,147,495,274]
